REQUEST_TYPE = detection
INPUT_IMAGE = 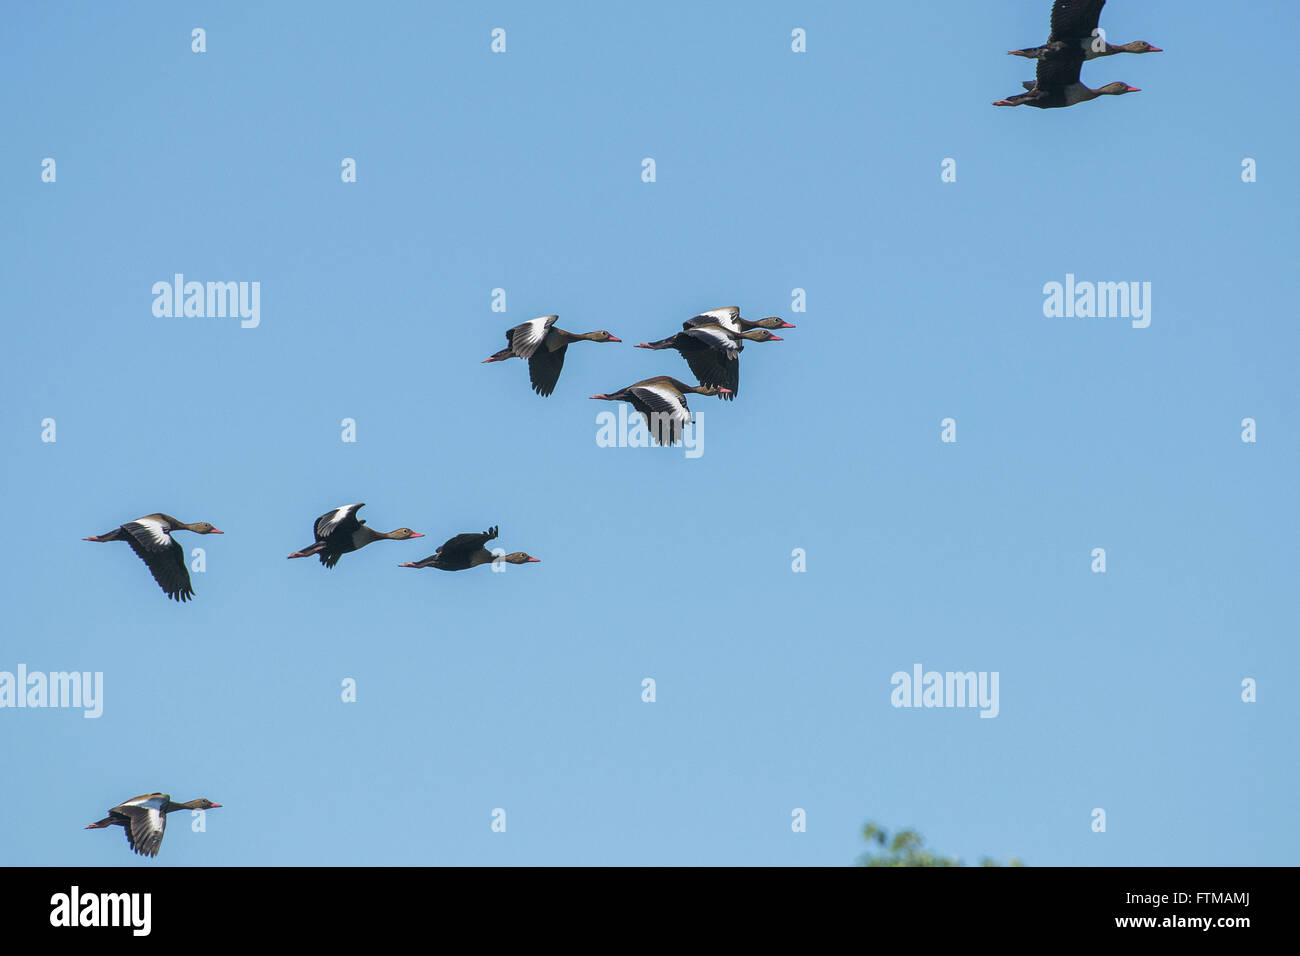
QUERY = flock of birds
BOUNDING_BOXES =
[84,505,538,609]
[483,306,795,445]
[80,0,1161,859]
[994,0,1160,109]
[83,302,793,854]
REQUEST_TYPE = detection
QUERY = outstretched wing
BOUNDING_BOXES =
[1034,41,1084,91]
[122,520,193,602]
[506,315,559,359]
[1049,0,1105,42]
[678,326,740,396]
[314,503,364,541]
[114,795,168,858]
[438,526,499,556]
[527,343,567,396]
[628,384,691,446]
[683,307,741,333]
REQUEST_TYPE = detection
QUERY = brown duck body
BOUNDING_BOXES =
[86,793,221,858]
[483,315,621,396]
[682,306,794,334]
[83,513,223,602]
[590,376,729,446]
[1010,0,1160,62]
[400,525,540,571]
[286,503,423,567]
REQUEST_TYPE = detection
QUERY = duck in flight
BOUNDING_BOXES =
[682,306,794,334]
[399,526,539,571]
[995,0,1146,108]
[1009,0,1160,59]
[86,793,221,858]
[483,315,621,396]
[287,503,423,567]
[635,325,780,400]
[84,513,223,602]
[590,376,729,446]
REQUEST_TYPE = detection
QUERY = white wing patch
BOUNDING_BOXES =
[695,307,741,332]
[130,518,172,548]
[318,503,363,539]
[687,326,741,351]
[636,384,686,412]
[509,315,558,359]
[122,794,168,810]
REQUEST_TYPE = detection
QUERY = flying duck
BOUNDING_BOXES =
[86,793,221,858]
[682,306,795,334]
[84,514,223,602]
[590,376,729,446]
[635,325,780,400]
[1010,0,1160,59]
[483,315,621,396]
[994,44,1138,108]
[399,525,539,571]
[287,503,423,567]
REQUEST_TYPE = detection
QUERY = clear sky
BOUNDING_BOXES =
[4,1,1296,866]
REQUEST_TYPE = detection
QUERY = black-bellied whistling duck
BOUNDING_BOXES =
[84,514,223,602]
[483,315,621,396]
[682,306,795,334]
[590,376,729,446]
[287,503,423,567]
[1011,38,1159,59]
[994,45,1138,108]
[1010,0,1160,59]
[86,793,221,858]
[399,525,540,571]
[636,325,780,400]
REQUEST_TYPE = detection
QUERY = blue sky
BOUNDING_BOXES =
[3,1,1296,866]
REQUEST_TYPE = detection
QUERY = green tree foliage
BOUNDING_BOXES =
[857,823,1023,867]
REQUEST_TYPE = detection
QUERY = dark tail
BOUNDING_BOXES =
[635,336,677,350]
